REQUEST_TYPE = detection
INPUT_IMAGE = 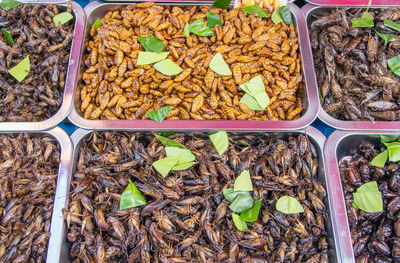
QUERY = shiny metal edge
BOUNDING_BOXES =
[305,0,400,6]
[0,2,85,132]
[303,4,400,131]
[68,1,318,131]
[324,130,400,262]
[57,127,339,263]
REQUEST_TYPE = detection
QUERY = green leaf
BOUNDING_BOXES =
[351,12,374,28]
[240,199,261,222]
[276,196,304,214]
[1,0,21,11]
[229,193,254,213]
[207,11,223,28]
[136,52,169,66]
[165,147,195,165]
[240,76,270,110]
[209,53,232,76]
[153,133,186,148]
[212,0,232,9]
[146,106,174,122]
[9,55,30,82]
[92,19,103,29]
[384,19,400,32]
[388,54,400,77]
[232,213,247,231]
[153,157,180,177]
[1,29,14,46]
[171,161,197,170]
[223,188,252,203]
[160,131,176,137]
[53,12,74,27]
[138,35,165,53]
[183,23,191,37]
[384,141,400,162]
[352,181,383,213]
[242,5,270,18]
[279,6,293,25]
[370,150,388,168]
[380,135,399,143]
[271,7,283,24]
[154,59,183,76]
[234,170,253,192]
[210,130,229,155]
[185,19,216,37]
[374,29,395,47]
[239,94,264,111]
[120,180,147,210]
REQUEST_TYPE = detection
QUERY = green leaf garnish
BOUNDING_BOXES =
[146,106,174,122]
[374,29,395,47]
[239,94,265,111]
[138,35,165,53]
[388,54,400,77]
[223,188,252,203]
[165,147,196,165]
[351,12,374,28]
[9,55,30,82]
[276,196,304,214]
[136,52,169,66]
[153,157,180,177]
[240,199,261,222]
[380,135,399,143]
[232,213,247,231]
[53,12,74,27]
[279,6,293,25]
[383,141,400,162]
[120,179,147,210]
[229,193,254,213]
[370,150,388,168]
[153,133,186,148]
[172,161,197,171]
[1,29,14,46]
[92,19,103,29]
[184,19,216,37]
[242,5,270,18]
[271,7,283,24]
[212,0,232,9]
[209,53,232,76]
[352,181,383,213]
[1,0,21,11]
[234,170,253,192]
[207,11,223,28]
[153,59,183,76]
[209,130,229,155]
[239,76,270,110]
[383,19,400,32]
[160,131,176,137]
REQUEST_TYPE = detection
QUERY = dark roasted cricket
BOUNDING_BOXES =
[339,140,400,262]
[0,4,74,122]
[65,131,330,262]
[0,133,61,262]
[310,8,400,121]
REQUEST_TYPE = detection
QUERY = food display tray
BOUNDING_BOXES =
[0,1,85,131]
[50,127,341,262]
[324,130,400,263]
[302,4,400,131]
[306,0,400,6]
[68,0,319,131]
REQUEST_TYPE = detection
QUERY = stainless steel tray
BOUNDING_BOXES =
[0,2,85,131]
[0,127,73,263]
[68,1,319,131]
[324,130,400,263]
[305,0,400,6]
[303,4,400,131]
[53,127,340,262]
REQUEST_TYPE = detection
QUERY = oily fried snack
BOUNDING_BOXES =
[65,132,329,262]
[310,8,400,121]
[0,133,60,262]
[339,141,400,262]
[80,3,304,121]
[0,4,74,122]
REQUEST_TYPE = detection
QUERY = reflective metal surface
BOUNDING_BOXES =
[303,4,400,131]
[0,2,85,131]
[68,1,319,130]
[305,0,400,6]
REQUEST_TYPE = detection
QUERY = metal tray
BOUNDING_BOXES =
[0,2,85,131]
[324,130,400,263]
[303,4,400,131]
[306,0,400,6]
[0,127,73,263]
[52,127,340,262]
[68,1,319,131]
